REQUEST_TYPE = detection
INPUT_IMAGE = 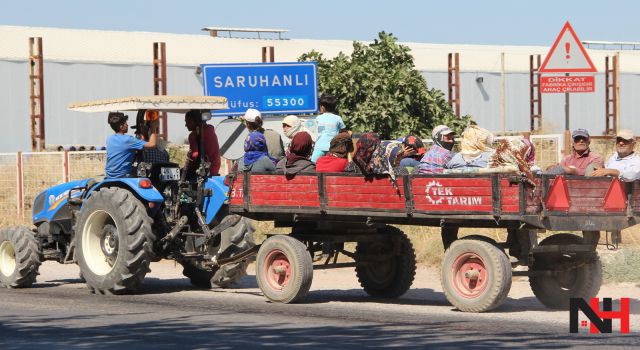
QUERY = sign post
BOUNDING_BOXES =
[539,21,597,154]
[201,62,318,116]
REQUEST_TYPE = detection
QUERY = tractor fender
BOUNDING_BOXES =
[88,178,164,203]
[203,176,229,225]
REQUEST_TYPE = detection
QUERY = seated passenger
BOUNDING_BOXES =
[237,131,277,172]
[105,112,158,178]
[282,115,315,143]
[242,108,285,161]
[546,129,603,175]
[521,138,541,173]
[345,132,381,175]
[316,132,353,173]
[135,111,169,164]
[398,135,426,174]
[589,129,640,182]
[445,125,494,171]
[276,132,316,175]
[489,138,535,182]
[416,125,455,174]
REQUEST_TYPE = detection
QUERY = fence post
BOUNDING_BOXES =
[63,150,69,182]
[17,152,23,220]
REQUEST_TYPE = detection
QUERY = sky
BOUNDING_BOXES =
[1,0,638,46]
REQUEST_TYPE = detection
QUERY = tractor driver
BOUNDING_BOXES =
[105,112,159,178]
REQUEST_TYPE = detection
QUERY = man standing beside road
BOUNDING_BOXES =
[590,129,640,181]
[555,128,604,175]
[105,112,158,178]
[311,94,346,163]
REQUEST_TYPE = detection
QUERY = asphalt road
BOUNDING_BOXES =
[0,261,637,349]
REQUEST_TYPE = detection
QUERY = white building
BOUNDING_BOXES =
[1,25,639,152]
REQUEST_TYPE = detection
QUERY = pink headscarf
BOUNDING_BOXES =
[522,139,536,166]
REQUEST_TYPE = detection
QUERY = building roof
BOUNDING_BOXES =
[2,25,640,73]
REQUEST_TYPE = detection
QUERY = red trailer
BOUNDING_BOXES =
[229,172,639,312]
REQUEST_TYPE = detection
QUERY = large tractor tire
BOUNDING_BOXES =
[529,234,602,310]
[441,238,512,312]
[256,235,313,303]
[355,226,416,298]
[75,187,155,294]
[180,214,255,288]
[0,226,41,288]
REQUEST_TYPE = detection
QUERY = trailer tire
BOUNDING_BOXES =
[355,226,416,298]
[529,234,602,310]
[180,215,255,288]
[256,235,313,303]
[75,187,155,294]
[0,226,41,288]
[442,238,512,312]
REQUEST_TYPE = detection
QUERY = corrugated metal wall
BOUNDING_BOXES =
[1,60,638,153]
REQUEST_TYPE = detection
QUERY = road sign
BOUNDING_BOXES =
[541,76,595,93]
[539,22,597,73]
[201,62,318,116]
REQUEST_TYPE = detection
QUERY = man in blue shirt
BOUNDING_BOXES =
[310,94,347,163]
[105,112,158,178]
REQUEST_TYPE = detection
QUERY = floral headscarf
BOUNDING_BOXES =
[402,135,426,159]
[244,131,276,165]
[521,138,536,166]
[353,132,381,175]
[460,125,494,158]
[286,131,314,166]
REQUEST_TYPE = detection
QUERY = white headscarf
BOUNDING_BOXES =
[283,115,315,141]
[460,125,494,159]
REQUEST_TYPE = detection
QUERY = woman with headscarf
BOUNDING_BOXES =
[345,132,381,175]
[275,131,316,175]
[446,125,494,170]
[282,115,315,142]
[237,131,277,172]
[316,132,353,173]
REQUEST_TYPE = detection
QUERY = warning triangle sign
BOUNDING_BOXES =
[539,21,597,73]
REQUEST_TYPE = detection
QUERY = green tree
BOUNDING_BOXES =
[299,32,473,140]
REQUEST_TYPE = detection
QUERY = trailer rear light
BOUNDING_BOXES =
[139,179,152,189]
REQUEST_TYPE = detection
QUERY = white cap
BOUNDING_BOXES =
[242,108,261,123]
[432,125,454,138]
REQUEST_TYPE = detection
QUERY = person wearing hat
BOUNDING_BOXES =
[105,112,158,178]
[398,135,426,174]
[589,129,640,181]
[242,108,284,160]
[416,125,455,174]
[557,128,604,175]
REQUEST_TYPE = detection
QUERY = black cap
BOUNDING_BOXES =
[108,112,128,125]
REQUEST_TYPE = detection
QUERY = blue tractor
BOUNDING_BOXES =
[0,96,256,294]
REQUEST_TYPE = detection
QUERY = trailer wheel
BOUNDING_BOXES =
[0,226,41,288]
[180,215,255,288]
[75,187,155,294]
[256,235,313,303]
[441,239,512,312]
[355,226,416,298]
[529,234,602,310]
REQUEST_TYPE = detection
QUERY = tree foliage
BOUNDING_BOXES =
[299,32,473,140]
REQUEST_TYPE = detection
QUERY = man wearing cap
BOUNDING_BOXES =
[105,112,158,178]
[590,129,640,182]
[242,108,284,160]
[557,128,604,176]
[416,125,455,174]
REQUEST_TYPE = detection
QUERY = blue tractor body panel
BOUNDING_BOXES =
[33,176,229,227]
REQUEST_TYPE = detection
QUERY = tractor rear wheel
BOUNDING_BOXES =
[75,187,155,294]
[0,226,41,288]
